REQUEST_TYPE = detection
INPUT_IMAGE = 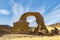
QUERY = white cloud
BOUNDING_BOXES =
[45,8,60,25]
[36,2,46,14]
[10,0,24,23]
[10,0,33,23]
[45,9,60,21]
[0,10,11,15]
[52,4,60,11]
[36,6,45,14]
[25,0,32,12]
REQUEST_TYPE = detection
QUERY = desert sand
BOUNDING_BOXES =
[0,34,60,40]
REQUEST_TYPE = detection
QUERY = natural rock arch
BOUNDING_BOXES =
[13,12,48,33]
[19,12,47,29]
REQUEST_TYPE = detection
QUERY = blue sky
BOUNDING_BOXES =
[0,0,60,27]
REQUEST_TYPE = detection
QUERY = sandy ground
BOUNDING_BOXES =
[0,34,60,40]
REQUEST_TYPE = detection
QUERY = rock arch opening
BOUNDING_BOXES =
[26,16,38,27]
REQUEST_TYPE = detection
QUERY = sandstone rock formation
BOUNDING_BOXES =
[13,12,48,34]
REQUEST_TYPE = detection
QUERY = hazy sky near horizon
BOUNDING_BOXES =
[0,0,60,27]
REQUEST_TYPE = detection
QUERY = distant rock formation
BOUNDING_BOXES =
[0,25,12,34]
[49,23,60,27]
[46,23,60,35]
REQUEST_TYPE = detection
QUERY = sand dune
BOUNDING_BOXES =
[0,34,60,40]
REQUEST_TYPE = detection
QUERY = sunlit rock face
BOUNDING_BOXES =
[46,23,60,34]
[13,12,48,34]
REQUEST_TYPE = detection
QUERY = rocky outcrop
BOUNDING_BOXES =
[0,25,12,34]
[13,12,48,34]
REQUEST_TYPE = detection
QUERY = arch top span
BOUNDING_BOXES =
[19,12,43,21]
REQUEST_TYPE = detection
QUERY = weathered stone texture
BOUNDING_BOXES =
[13,12,48,34]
